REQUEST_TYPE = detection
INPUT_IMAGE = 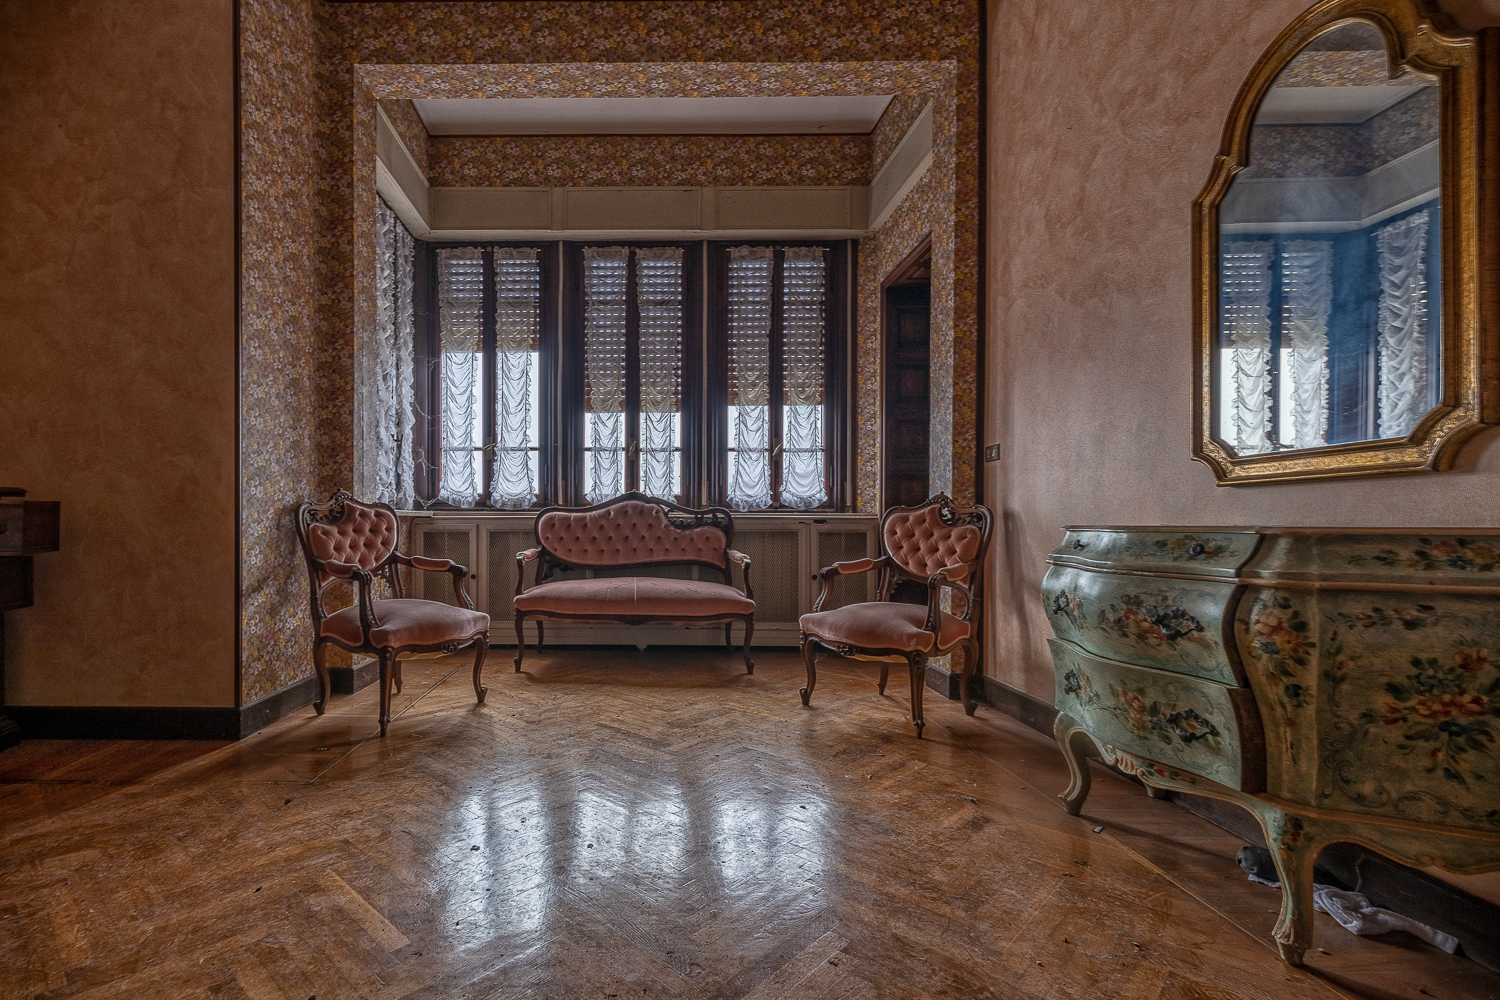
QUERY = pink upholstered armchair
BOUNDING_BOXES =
[798,494,992,738]
[296,491,490,736]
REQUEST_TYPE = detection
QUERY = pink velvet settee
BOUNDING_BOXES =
[512,492,755,673]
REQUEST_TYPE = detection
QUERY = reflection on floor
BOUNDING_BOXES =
[1,648,1496,999]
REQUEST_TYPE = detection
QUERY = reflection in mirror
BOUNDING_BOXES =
[1217,22,1440,455]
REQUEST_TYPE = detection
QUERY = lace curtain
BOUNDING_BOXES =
[637,247,685,500]
[437,248,484,506]
[583,247,628,502]
[780,247,828,508]
[373,198,416,508]
[1377,210,1431,440]
[1281,241,1333,449]
[726,247,774,510]
[1220,241,1274,454]
[492,249,541,509]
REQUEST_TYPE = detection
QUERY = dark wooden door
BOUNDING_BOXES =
[883,281,930,510]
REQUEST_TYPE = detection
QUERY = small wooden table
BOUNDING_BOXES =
[0,488,60,751]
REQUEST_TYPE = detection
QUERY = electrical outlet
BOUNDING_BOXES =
[984,444,1002,463]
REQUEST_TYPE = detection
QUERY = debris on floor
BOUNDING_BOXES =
[1236,846,1460,954]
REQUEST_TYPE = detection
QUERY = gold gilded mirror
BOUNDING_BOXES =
[1193,0,1497,485]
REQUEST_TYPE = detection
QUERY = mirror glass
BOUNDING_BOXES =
[1216,22,1440,455]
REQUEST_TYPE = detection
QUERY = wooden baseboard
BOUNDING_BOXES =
[975,677,1056,737]
[5,676,321,742]
[329,657,379,694]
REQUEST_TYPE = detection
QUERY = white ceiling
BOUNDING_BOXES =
[1258,84,1428,125]
[412,95,895,136]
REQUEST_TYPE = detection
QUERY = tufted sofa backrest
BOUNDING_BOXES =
[538,500,727,568]
[883,503,982,583]
[307,502,398,574]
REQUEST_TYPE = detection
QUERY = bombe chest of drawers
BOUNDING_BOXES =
[1042,526,1500,965]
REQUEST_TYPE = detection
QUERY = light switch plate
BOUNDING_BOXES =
[984,444,1002,463]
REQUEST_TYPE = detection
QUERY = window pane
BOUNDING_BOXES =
[437,248,484,506]
[583,247,628,502]
[637,247,685,500]
[726,247,773,510]
[1279,241,1332,450]
[493,249,542,509]
[781,247,828,508]
[1376,209,1432,439]
[1219,241,1274,455]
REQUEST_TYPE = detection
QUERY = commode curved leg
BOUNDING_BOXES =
[513,613,526,671]
[908,651,927,738]
[472,632,489,704]
[312,642,330,715]
[799,634,817,706]
[1266,812,1320,966]
[1054,712,1094,816]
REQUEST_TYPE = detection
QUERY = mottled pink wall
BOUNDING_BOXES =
[983,0,1500,704]
[0,0,236,706]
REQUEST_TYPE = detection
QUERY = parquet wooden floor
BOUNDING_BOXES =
[1,648,1496,999]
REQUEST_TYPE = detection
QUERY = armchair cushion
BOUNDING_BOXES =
[799,601,970,654]
[883,504,982,583]
[308,504,398,570]
[322,598,489,650]
[515,577,754,618]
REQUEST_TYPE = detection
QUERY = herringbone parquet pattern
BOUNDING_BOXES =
[1,648,1495,999]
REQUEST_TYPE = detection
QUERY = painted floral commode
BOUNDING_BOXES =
[1042,526,1500,965]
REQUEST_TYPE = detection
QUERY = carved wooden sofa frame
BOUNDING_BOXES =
[296,491,490,736]
[512,492,756,673]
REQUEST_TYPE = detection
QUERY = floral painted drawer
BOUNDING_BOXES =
[1050,638,1263,791]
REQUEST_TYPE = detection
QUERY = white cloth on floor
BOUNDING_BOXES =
[1247,874,1460,954]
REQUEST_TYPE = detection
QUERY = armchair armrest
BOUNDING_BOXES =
[392,551,474,609]
[922,570,977,637]
[725,549,754,601]
[515,547,542,597]
[812,555,889,612]
[318,559,381,639]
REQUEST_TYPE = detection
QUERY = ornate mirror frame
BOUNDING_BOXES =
[1192,0,1498,485]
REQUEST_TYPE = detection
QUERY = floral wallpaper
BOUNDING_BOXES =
[237,0,979,704]
[1246,86,1437,179]
[238,0,327,704]
[430,133,873,188]
[871,93,929,173]
[378,98,430,177]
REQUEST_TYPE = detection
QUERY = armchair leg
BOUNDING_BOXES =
[377,649,395,737]
[741,618,755,674]
[473,632,489,704]
[536,620,545,650]
[513,613,526,672]
[724,622,732,651]
[393,657,403,696]
[908,651,928,738]
[959,639,979,716]
[312,643,331,716]
[799,633,817,706]
[878,664,889,695]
